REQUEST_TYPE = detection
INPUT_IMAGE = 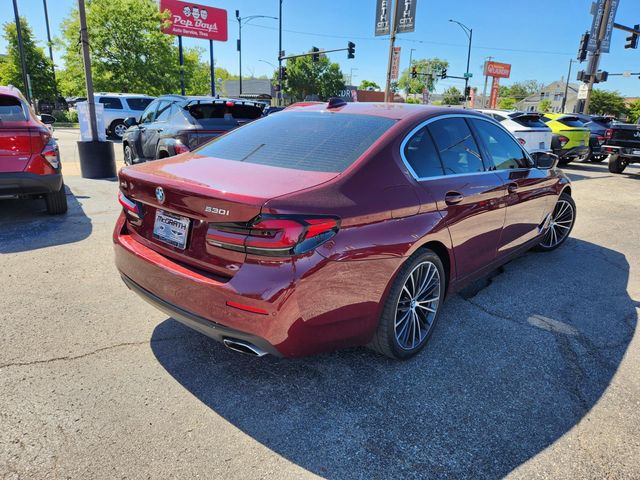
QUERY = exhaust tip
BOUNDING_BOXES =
[223,338,268,357]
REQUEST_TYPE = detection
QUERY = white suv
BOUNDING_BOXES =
[477,109,553,153]
[94,93,155,139]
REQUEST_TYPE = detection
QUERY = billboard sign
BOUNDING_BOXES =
[484,61,511,78]
[160,0,228,41]
[375,0,391,36]
[489,77,500,109]
[390,47,401,81]
[394,0,417,34]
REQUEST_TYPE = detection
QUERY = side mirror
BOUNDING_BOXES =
[40,113,56,125]
[124,116,138,128]
[531,151,559,170]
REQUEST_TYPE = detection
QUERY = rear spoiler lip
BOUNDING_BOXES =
[512,129,551,133]
[508,112,543,120]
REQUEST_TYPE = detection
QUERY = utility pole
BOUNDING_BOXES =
[583,0,612,114]
[236,11,242,95]
[42,0,56,97]
[12,0,31,106]
[561,59,574,113]
[384,0,400,102]
[408,47,416,69]
[278,0,283,106]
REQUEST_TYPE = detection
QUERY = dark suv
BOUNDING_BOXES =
[0,86,66,214]
[575,114,615,162]
[121,96,264,165]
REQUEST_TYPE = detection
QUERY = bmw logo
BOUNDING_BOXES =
[155,187,165,204]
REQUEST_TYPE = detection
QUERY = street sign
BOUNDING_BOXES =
[394,0,417,34]
[484,61,511,78]
[160,0,228,41]
[390,46,401,81]
[577,83,589,100]
[587,0,620,53]
[375,0,391,36]
[463,72,473,79]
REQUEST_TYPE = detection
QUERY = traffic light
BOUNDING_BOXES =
[624,24,639,49]
[440,68,447,79]
[347,41,355,59]
[311,47,320,62]
[577,31,590,62]
[464,86,471,98]
[279,66,287,80]
[576,70,588,82]
[411,66,417,79]
[594,70,608,83]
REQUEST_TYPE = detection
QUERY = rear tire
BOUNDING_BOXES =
[608,155,627,174]
[45,183,68,215]
[369,249,445,360]
[110,120,127,140]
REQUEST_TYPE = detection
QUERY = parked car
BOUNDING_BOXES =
[114,101,575,359]
[121,95,264,165]
[0,86,66,214]
[601,122,640,174]
[541,113,590,165]
[575,114,615,162]
[477,109,552,153]
[94,93,155,139]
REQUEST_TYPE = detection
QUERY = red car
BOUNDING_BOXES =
[114,100,575,359]
[0,86,66,214]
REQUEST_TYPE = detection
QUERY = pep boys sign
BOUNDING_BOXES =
[160,0,228,41]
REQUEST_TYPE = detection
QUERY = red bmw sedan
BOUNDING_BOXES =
[114,101,575,359]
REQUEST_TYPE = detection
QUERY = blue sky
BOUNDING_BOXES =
[1,0,639,96]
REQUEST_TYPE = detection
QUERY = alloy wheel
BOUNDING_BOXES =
[114,123,127,138]
[540,199,574,249]
[394,260,441,350]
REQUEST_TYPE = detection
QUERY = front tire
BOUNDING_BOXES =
[534,192,575,252]
[369,249,445,359]
[607,155,627,174]
[110,121,127,140]
[45,183,68,215]
[123,144,135,165]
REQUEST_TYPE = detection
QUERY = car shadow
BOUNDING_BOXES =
[150,238,636,478]
[0,184,92,253]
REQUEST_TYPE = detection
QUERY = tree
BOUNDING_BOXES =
[57,0,183,96]
[359,79,380,91]
[627,99,640,123]
[398,58,448,94]
[0,18,56,100]
[277,50,345,101]
[589,89,628,117]
[442,86,462,105]
[498,97,517,110]
[538,99,552,112]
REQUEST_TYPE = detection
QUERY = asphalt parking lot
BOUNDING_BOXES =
[1,135,639,479]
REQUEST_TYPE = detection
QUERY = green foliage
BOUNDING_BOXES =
[405,97,420,104]
[442,86,462,105]
[627,99,640,123]
[498,97,517,110]
[499,80,543,100]
[538,99,552,112]
[398,58,448,94]
[276,50,345,101]
[52,110,78,123]
[589,89,628,117]
[359,79,380,91]
[0,18,57,99]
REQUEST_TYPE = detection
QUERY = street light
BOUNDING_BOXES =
[449,19,473,104]
[258,59,277,69]
[236,12,277,95]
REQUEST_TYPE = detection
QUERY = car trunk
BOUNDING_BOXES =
[118,153,337,279]
[0,94,39,173]
[509,113,552,152]
[609,124,640,147]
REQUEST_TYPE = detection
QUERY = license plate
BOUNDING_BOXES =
[153,210,190,249]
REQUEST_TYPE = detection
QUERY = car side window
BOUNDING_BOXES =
[427,118,484,175]
[139,101,159,124]
[403,126,445,178]
[155,101,173,122]
[470,118,530,170]
[98,97,123,110]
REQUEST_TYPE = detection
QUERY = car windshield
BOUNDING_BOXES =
[195,111,396,173]
[0,95,26,122]
[127,98,154,111]
[508,114,547,128]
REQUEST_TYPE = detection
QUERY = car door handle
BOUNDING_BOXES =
[507,183,518,193]
[444,192,464,205]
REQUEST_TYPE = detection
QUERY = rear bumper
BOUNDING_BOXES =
[554,145,590,160]
[0,172,62,196]
[602,145,640,160]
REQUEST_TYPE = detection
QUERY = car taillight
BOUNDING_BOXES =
[597,135,606,145]
[41,140,60,169]
[516,137,526,146]
[558,135,570,148]
[118,191,142,218]
[174,141,190,154]
[207,215,340,256]
[604,128,613,140]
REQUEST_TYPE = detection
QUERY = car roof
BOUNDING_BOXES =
[284,102,477,121]
[0,85,23,98]
[95,93,154,98]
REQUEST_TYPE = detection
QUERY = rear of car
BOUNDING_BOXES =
[477,110,552,153]
[114,109,398,356]
[602,123,640,174]
[542,114,590,165]
[96,93,155,139]
[0,86,66,214]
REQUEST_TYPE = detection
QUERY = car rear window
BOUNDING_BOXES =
[195,111,396,173]
[126,98,154,111]
[508,114,547,129]
[187,103,263,120]
[0,95,26,122]
[558,117,584,128]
